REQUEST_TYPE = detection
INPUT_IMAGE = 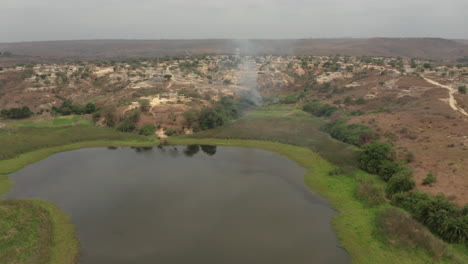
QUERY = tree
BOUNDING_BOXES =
[164,74,172,80]
[183,109,199,128]
[139,99,151,112]
[386,169,415,195]
[198,107,225,130]
[139,124,156,136]
[360,142,396,174]
[85,103,97,114]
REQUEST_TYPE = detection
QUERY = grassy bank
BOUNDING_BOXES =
[0,125,146,160]
[192,105,360,166]
[0,199,78,264]
[170,137,466,264]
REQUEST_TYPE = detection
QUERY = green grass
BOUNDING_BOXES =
[0,174,13,197]
[0,125,147,160]
[0,199,78,264]
[170,138,467,264]
[3,115,91,128]
[193,106,360,166]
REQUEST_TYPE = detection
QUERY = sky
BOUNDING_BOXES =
[1,0,467,42]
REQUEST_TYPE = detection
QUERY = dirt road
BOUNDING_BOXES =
[423,76,468,116]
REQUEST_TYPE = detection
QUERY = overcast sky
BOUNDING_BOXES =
[1,0,467,42]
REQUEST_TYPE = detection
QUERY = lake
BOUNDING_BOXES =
[7,145,349,264]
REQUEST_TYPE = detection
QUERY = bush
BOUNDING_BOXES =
[139,99,151,112]
[139,124,156,136]
[379,160,406,181]
[360,142,396,174]
[392,192,468,243]
[355,179,386,207]
[302,101,337,117]
[386,169,415,195]
[165,128,177,136]
[458,85,466,94]
[279,92,305,104]
[52,100,96,116]
[116,110,140,132]
[0,106,33,119]
[322,120,374,146]
[355,97,366,105]
[376,208,453,260]
[423,173,437,185]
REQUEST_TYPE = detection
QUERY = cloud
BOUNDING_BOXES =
[1,0,467,42]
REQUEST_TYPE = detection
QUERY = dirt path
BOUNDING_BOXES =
[423,76,468,116]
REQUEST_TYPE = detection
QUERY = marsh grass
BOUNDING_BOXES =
[0,125,143,160]
[0,199,78,264]
[376,208,464,263]
[192,106,360,166]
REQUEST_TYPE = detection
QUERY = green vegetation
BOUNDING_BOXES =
[191,105,359,166]
[116,110,140,132]
[0,106,33,119]
[139,124,156,136]
[423,172,437,185]
[355,178,386,207]
[51,100,97,116]
[185,96,253,131]
[302,100,338,117]
[279,92,305,104]
[376,208,459,261]
[359,142,467,244]
[0,125,143,160]
[322,119,374,146]
[458,86,467,94]
[0,199,78,264]
[393,192,468,243]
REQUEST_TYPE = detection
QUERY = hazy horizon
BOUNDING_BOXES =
[1,0,467,43]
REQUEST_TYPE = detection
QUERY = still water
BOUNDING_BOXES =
[7,145,349,264]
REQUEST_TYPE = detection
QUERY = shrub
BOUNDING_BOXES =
[458,85,466,94]
[355,97,366,105]
[116,110,140,132]
[322,120,374,146]
[0,106,33,119]
[360,142,396,174]
[376,208,452,260]
[302,101,337,117]
[355,179,386,207]
[139,124,156,136]
[386,169,415,195]
[279,92,305,104]
[165,128,177,136]
[139,99,151,112]
[392,192,468,243]
[52,100,96,116]
[423,173,437,185]
[379,160,406,181]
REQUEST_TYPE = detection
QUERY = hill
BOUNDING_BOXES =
[1,38,468,65]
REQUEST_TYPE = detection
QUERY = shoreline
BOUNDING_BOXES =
[1,137,464,263]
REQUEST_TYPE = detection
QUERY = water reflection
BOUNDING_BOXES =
[183,145,200,157]
[200,145,217,156]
